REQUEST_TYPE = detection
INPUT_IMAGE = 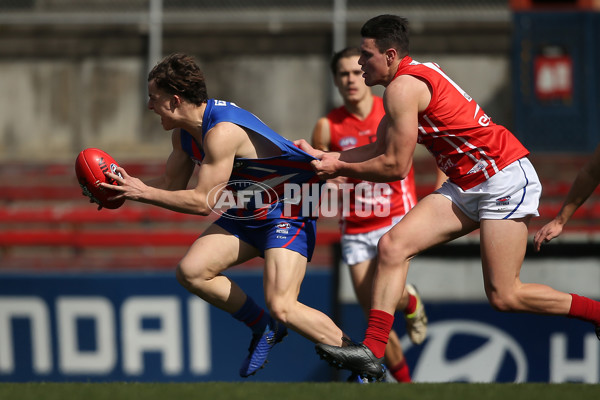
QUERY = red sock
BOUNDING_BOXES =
[363,309,394,358]
[404,292,417,315]
[569,293,600,325]
[389,359,411,383]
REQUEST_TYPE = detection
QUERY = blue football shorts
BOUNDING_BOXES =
[214,216,317,261]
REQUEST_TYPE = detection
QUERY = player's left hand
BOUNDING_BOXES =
[294,139,324,159]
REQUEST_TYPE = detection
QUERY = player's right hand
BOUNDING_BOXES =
[311,153,342,180]
[533,219,564,251]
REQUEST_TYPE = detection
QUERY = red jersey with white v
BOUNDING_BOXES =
[327,96,417,234]
[394,56,529,190]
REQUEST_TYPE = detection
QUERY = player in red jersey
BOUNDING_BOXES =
[534,143,600,250]
[311,47,432,383]
[296,15,600,381]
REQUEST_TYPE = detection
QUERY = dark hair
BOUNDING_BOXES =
[330,47,361,76]
[148,53,208,105]
[360,15,409,57]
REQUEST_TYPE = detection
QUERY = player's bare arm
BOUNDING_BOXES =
[315,75,426,182]
[311,117,350,186]
[311,117,331,151]
[534,143,600,250]
[143,129,196,191]
[305,113,379,179]
[102,123,246,215]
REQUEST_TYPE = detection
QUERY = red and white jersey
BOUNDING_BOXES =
[394,56,529,190]
[327,96,417,234]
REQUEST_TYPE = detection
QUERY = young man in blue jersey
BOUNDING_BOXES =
[96,53,350,378]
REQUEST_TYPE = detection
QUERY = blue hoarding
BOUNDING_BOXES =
[339,302,598,383]
[0,271,332,382]
[1,271,598,382]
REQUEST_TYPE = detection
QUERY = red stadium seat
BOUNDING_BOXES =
[2,157,600,271]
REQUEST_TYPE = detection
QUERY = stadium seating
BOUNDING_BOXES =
[0,161,341,270]
[2,154,599,271]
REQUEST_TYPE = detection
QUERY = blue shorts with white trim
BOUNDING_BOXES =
[214,216,317,261]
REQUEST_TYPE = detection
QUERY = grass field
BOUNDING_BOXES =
[1,382,599,400]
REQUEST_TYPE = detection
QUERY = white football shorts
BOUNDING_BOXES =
[341,216,403,266]
[435,157,541,221]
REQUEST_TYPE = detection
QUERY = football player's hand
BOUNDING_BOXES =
[533,219,564,251]
[311,152,341,180]
[294,139,325,159]
[101,167,146,201]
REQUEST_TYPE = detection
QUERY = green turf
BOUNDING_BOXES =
[1,382,599,400]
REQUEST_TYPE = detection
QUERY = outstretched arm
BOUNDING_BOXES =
[101,124,242,215]
[312,76,423,182]
[534,143,600,251]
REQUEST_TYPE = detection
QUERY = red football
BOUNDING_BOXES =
[75,148,125,209]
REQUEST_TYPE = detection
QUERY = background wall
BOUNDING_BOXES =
[0,0,512,162]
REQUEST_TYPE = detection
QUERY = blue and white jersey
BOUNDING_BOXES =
[180,99,322,220]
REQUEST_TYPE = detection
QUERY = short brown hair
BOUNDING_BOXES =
[361,15,410,57]
[330,47,361,76]
[148,53,208,105]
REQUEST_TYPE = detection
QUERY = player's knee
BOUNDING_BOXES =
[377,234,410,266]
[175,264,191,290]
[176,258,212,289]
[376,234,394,262]
[265,297,293,324]
[175,262,196,290]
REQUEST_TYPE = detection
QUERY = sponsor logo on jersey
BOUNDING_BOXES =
[436,154,455,173]
[467,159,488,175]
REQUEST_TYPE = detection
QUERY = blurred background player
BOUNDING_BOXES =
[97,53,354,378]
[311,47,435,383]
[534,143,600,250]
